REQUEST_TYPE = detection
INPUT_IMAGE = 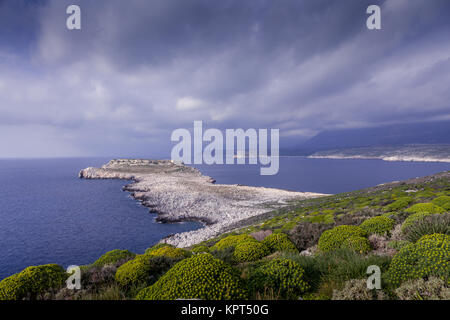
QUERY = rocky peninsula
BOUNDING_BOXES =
[79,159,325,247]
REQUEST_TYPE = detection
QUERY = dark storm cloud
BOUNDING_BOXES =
[0,0,449,157]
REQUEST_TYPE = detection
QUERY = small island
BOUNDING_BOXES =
[79,159,325,247]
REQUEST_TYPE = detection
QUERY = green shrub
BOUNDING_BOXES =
[414,190,437,199]
[387,233,450,287]
[401,212,433,233]
[81,283,126,300]
[404,213,450,243]
[341,236,371,254]
[248,258,310,299]
[317,225,367,252]
[136,254,247,300]
[145,243,174,254]
[283,249,391,294]
[114,255,152,288]
[405,203,445,214]
[302,213,334,224]
[360,216,395,236]
[387,240,411,251]
[92,249,136,267]
[432,196,450,211]
[212,234,256,251]
[210,246,235,265]
[114,255,173,288]
[262,233,298,253]
[332,279,387,300]
[233,241,270,263]
[146,246,191,260]
[190,245,210,254]
[384,197,413,212]
[395,277,450,300]
[0,264,66,300]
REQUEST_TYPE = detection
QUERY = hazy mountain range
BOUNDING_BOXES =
[308,144,450,163]
[283,120,450,158]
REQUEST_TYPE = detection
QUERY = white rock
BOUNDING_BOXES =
[79,159,326,247]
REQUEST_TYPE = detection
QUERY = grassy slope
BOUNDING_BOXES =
[230,171,450,234]
[1,171,449,300]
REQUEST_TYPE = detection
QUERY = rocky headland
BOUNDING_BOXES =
[79,159,325,247]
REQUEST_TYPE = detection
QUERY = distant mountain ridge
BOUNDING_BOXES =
[283,120,450,155]
[308,144,450,163]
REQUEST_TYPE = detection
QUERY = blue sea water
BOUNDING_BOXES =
[0,158,202,279]
[0,157,449,279]
[193,157,450,194]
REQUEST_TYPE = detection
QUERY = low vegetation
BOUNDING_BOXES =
[0,171,449,300]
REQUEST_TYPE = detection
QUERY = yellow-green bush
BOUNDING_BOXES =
[405,203,445,215]
[317,225,367,253]
[387,233,449,287]
[248,258,310,299]
[432,196,450,211]
[92,249,136,267]
[0,264,66,300]
[302,213,335,224]
[115,255,153,288]
[341,236,371,254]
[135,254,247,300]
[262,233,298,253]
[384,197,413,212]
[145,243,174,254]
[115,254,174,288]
[146,246,191,260]
[232,241,270,263]
[212,234,256,251]
[190,245,210,254]
[341,236,371,253]
[360,216,395,236]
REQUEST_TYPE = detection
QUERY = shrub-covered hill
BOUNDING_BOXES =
[1,171,449,300]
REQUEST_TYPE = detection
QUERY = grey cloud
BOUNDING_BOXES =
[0,0,449,157]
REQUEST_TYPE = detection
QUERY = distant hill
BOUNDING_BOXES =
[308,144,450,163]
[283,120,450,155]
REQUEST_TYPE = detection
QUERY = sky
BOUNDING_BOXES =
[0,0,449,158]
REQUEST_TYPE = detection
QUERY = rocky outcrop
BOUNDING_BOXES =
[79,159,326,247]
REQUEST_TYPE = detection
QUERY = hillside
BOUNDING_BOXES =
[0,171,449,300]
[308,144,450,163]
[284,121,450,155]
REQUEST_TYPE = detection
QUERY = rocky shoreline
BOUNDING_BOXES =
[79,159,325,247]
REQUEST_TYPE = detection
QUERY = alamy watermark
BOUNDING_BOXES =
[66,5,81,30]
[65,4,380,31]
[367,265,381,289]
[171,121,279,175]
[66,265,81,290]
[366,5,381,30]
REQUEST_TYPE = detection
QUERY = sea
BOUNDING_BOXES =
[0,157,448,279]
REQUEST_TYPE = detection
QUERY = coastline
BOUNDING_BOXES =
[79,159,326,247]
[306,144,450,163]
[308,154,450,163]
